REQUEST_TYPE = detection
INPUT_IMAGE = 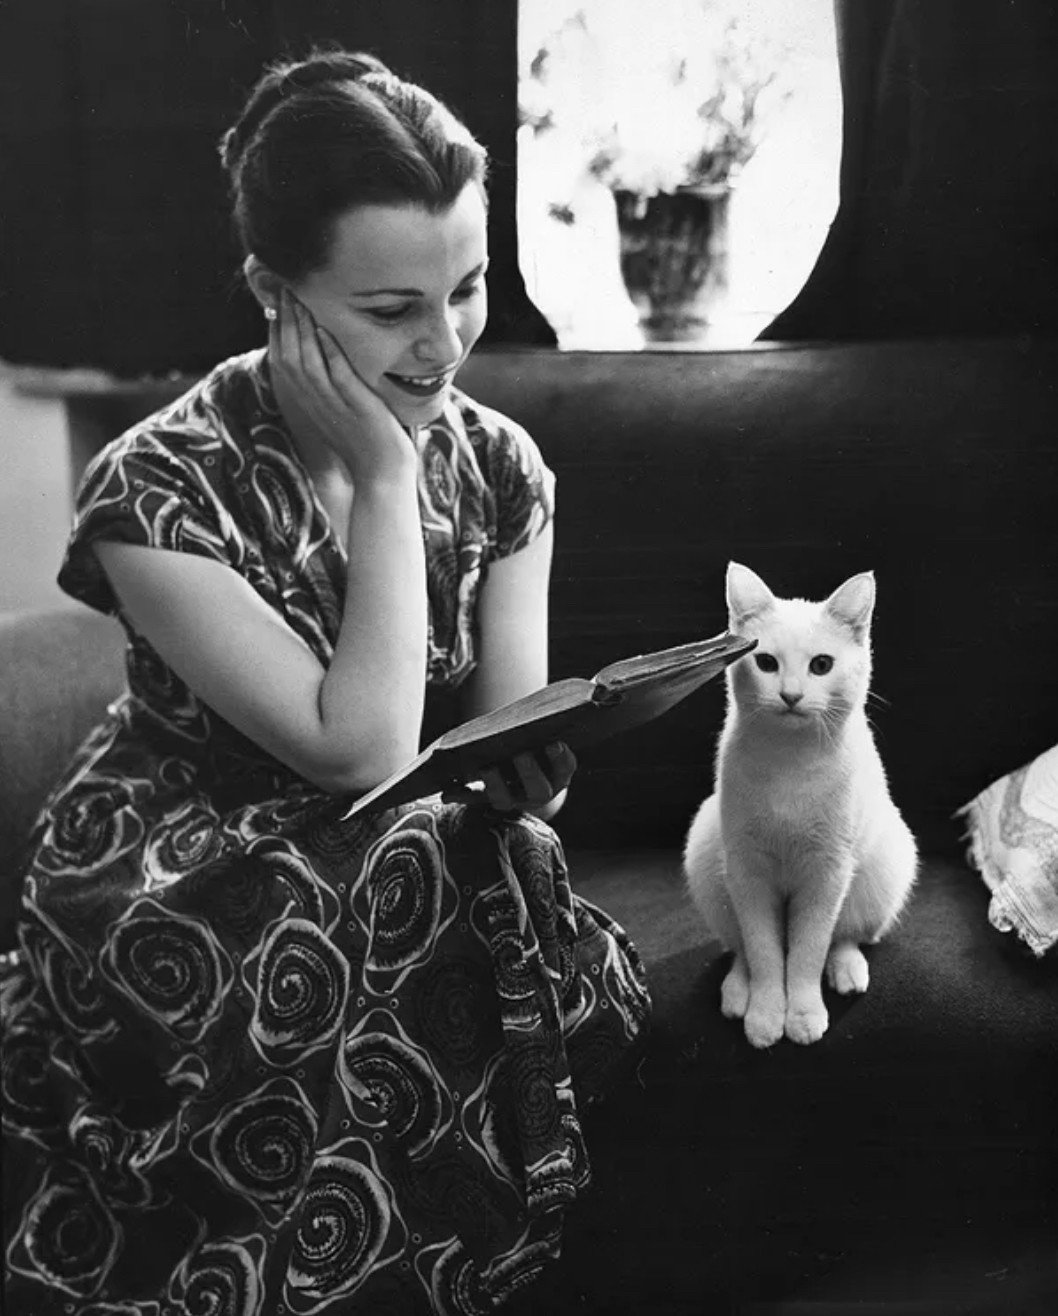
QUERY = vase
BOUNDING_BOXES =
[614,185,732,344]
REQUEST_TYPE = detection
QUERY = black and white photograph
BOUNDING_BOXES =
[1,3,1056,1313]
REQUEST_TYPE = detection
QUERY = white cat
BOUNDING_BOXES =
[683,562,917,1049]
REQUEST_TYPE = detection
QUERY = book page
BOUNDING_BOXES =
[594,631,753,692]
[436,676,597,750]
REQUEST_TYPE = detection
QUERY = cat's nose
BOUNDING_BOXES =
[780,691,804,708]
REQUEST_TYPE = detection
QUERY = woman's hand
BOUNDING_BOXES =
[442,742,577,819]
[270,288,415,483]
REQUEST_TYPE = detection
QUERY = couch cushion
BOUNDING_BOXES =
[0,607,126,948]
[570,849,1058,1058]
[531,848,1058,1313]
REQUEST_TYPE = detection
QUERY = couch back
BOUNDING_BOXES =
[6,338,1057,873]
[458,338,1058,849]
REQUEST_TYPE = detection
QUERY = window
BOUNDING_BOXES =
[518,0,841,348]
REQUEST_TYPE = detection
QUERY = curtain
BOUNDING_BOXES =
[0,0,552,377]
[762,0,1058,341]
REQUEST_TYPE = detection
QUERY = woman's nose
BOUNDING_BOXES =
[414,309,462,366]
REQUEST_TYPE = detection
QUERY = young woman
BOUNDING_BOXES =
[1,49,649,1314]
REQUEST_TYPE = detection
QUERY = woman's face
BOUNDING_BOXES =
[292,183,489,428]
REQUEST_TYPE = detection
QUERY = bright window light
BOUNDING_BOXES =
[518,0,842,348]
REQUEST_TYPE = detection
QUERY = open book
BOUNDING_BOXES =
[343,630,755,818]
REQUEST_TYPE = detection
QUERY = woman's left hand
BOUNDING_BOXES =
[442,741,577,817]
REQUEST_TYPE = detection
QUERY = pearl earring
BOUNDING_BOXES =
[264,307,277,322]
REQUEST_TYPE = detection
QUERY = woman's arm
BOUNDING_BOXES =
[460,523,553,721]
[455,523,575,821]
[95,483,425,795]
[95,294,428,794]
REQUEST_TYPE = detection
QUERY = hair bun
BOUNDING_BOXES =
[282,49,392,90]
[218,48,393,177]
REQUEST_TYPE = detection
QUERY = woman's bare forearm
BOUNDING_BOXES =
[316,468,428,788]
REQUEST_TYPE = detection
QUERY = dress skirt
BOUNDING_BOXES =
[2,793,650,1315]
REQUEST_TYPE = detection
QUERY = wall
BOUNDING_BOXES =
[0,374,73,614]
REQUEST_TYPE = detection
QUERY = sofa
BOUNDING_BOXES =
[2,338,1057,1314]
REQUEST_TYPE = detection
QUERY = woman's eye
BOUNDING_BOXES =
[368,305,411,324]
[809,655,834,676]
[754,654,779,673]
[451,280,483,304]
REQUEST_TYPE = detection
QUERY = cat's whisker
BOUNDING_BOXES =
[817,708,839,750]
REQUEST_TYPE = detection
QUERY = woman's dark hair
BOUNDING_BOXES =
[218,48,489,279]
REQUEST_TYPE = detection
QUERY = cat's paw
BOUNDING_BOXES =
[720,959,750,1019]
[826,944,869,995]
[743,1002,786,1049]
[785,997,829,1045]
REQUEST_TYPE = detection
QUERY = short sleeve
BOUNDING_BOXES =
[474,411,556,561]
[58,431,238,616]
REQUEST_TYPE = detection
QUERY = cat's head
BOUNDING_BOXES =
[725,562,875,731]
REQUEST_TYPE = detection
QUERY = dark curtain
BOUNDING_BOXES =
[763,0,1058,340]
[0,0,553,378]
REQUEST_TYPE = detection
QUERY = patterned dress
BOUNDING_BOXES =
[0,352,650,1315]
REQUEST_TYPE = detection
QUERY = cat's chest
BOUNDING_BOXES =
[726,754,850,826]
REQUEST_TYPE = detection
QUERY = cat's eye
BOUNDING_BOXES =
[809,655,834,676]
[754,654,779,673]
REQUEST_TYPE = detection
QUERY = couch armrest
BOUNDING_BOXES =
[0,606,126,948]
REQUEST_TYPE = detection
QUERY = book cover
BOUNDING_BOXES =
[342,630,754,819]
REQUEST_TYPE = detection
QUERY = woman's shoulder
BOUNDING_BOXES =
[116,349,270,454]
[444,386,552,484]
[61,352,275,613]
[81,349,276,498]
[446,385,533,449]
[442,386,555,553]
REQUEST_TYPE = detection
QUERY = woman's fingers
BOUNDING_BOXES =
[288,291,332,391]
[543,741,577,790]
[457,742,577,814]
[475,764,514,812]
[273,290,414,477]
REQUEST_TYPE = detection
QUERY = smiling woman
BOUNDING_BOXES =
[1,47,650,1315]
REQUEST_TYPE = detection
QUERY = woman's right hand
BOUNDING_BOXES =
[270,287,416,483]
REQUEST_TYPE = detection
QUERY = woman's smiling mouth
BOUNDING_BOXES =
[384,370,453,398]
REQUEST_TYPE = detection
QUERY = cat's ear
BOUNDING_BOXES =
[824,571,876,639]
[726,562,775,626]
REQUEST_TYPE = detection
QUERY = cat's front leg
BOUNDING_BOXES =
[784,860,854,1045]
[726,858,787,1049]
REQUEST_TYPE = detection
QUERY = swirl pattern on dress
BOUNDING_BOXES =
[195,1077,318,1215]
[424,1238,496,1316]
[1,1028,63,1144]
[35,777,145,878]
[247,919,350,1063]
[101,900,232,1041]
[167,1234,266,1316]
[286,1145,395,1312]
[6,1166,122,1298]
[412,953,498,1073]
[245,845,330,930]
[143,800,223,890]
[34,936,116,1040]
[67,1106,158,1210]
[359,811,451,984]
[340,1012,447,1157]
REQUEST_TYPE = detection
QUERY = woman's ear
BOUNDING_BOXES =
[243,255,284,316]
